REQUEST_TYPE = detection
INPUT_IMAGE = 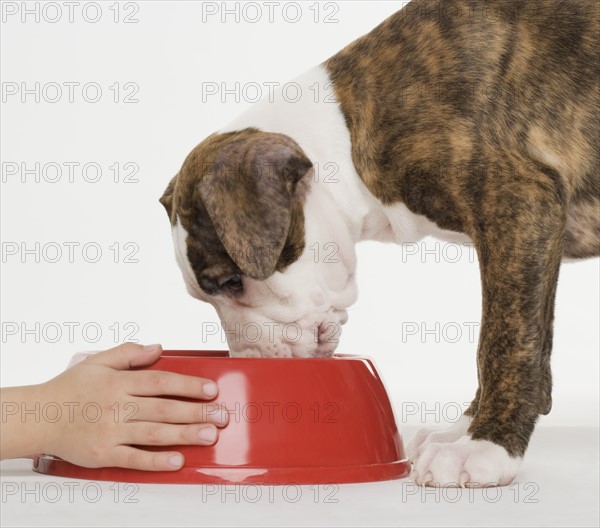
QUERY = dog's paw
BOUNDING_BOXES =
[406,415,471,461]
[409,435,521,487]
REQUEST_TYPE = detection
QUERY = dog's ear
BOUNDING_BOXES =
[159,174,178,222]
[197,133,312,280]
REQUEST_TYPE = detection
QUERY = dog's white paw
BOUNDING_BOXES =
[409,435,521,487]
[406,415,471,461]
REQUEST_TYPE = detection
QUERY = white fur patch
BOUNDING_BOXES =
[407,420,522,487]
[406,415,472,459]
[172,220,206,301]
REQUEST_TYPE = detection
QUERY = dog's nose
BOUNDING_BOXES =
[334,309,349,325]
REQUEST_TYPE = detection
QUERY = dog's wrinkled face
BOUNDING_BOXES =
[160,128,357,357]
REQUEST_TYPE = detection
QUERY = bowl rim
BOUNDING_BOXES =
[33,453,410,485]
[157,350,373,361]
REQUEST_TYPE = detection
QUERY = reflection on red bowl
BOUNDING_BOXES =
[34,351,409,484]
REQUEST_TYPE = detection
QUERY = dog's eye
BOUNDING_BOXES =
[217,274,243,295]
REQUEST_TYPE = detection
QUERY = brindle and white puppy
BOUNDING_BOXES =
[160,0,599,487]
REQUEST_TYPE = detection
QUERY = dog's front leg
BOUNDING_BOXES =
[409,163,566,487]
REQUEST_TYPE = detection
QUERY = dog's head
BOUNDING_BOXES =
[160,128,358,357]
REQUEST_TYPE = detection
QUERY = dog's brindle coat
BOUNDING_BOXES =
[324,0,599,458]
[162,0,599,483]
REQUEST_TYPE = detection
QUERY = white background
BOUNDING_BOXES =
[1,2,599,527]
[1,1,598,430]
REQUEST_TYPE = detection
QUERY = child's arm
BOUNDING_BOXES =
[0,343,228,471]
[1,384,49,459]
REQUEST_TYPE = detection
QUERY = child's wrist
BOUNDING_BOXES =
[1,384,52,459]
[28,381,62,456]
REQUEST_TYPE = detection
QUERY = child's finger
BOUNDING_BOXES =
[85,343,163,370]
[108,445,186,471]
[125,422,218,447]
[130,397,229,426]
[126,370,219,400]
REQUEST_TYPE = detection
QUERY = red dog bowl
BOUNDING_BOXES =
[34,351,409,484]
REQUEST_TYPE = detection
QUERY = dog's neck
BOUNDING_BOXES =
[219,64,430,248]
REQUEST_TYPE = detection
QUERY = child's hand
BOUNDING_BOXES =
[1,343,228,471]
